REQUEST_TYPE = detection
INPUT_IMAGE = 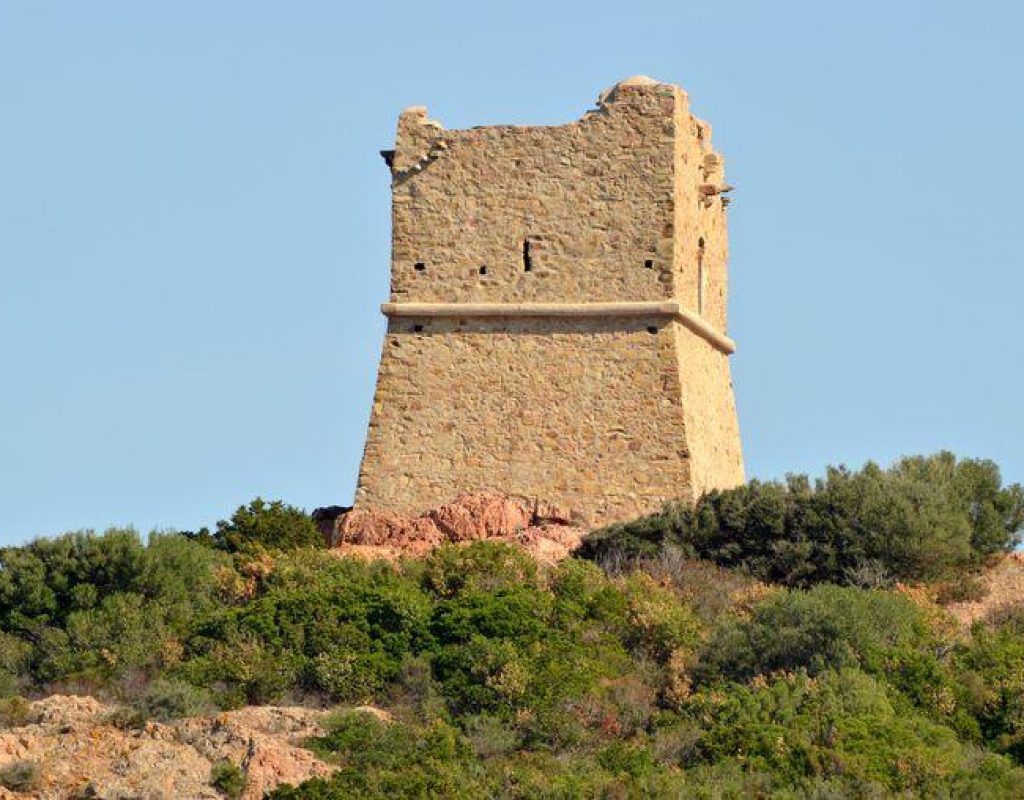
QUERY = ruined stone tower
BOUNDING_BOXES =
[354,76,743,526]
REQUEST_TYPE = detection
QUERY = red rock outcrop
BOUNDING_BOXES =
[334,491,586,564]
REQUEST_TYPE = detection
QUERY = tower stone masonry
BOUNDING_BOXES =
[354,76,744,526]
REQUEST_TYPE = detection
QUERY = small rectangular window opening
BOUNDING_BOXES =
[523,240,533,272]
[411,324,424,333]
[414,262,426,272]
[644,259,654,269]
[479,265,488,275]
[697,237,706,315]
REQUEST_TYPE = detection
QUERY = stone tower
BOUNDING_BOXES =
[354,76,743,526]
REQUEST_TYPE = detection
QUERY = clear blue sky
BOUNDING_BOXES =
[1,1,1021,545]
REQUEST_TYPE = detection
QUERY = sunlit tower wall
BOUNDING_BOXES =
[354,76,743,525]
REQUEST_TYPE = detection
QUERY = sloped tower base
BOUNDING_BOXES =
[356,312,742,526]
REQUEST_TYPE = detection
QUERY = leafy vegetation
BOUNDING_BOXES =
[0,456,1023,797]
[0,760,40,792]
[187,497,325,553]
[580,452,1024,586]
[210,759,246,799]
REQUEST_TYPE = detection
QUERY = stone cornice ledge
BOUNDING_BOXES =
[381,301,736,354]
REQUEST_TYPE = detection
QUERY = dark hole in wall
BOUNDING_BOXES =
[412,324,424,333]
[697,237,705,314]
[647,326,658,334]
[523,240,533,272]
[644,259,654,269]
[479,265,488,275]
[414,262,426,272]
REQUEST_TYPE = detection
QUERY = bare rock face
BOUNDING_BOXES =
[0,696,337,800]
[936,552,1024,627]
[428,492,534,542]
[335,491,586,564]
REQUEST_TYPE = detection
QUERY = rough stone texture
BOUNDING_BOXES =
[0,696,336,800]
[355,77,743,526]
[335,491,585,565]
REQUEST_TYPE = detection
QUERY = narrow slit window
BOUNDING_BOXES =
[523,240,532,272]
[697,238,705,315]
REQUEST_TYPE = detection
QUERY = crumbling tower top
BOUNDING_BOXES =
[380,76,733,341]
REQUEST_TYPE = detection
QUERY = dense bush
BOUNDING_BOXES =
[179,552,432,706]
[682,668,1022,797]
[0,497,328,694]
[209,498,324,553]
[696,584,934,682]
[0,529,233,687]
[953,608,1024,762]
[269,668,1024,800]
[1,466,1023,797]
[581,452,1024,586]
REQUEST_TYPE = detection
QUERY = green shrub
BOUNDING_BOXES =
[0,672,18,699]
[271,668,1024,799]
[0,760,40,792]
[180,552,431,704]
[277,712,488,799]
[212,498,323,553]
[0,529,147,634]
[681,668,1024,796]
[0,529,235,687]
[0,696,32,728]
[621,572,702,662]
[119,677,216,725]
[953,610,1024,763]
[581,453,1024,587]
[176,633,301,707]
[211,760,246,798]
[697,584,934,684]
[0,632,31,687]
[421,542,538,598]
[55,592,169,679]
[624,549,764,624]
[463,714,519,758]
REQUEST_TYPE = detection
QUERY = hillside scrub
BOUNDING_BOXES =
[1,461,1024,796]
[186,497,325,553]
[580,452,1024,586]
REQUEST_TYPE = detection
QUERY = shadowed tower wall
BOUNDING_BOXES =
[354,77,743,525]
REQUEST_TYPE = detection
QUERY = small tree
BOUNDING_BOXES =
[213,498,323,553]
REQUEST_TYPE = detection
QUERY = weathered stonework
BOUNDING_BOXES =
[354,76,743,526]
